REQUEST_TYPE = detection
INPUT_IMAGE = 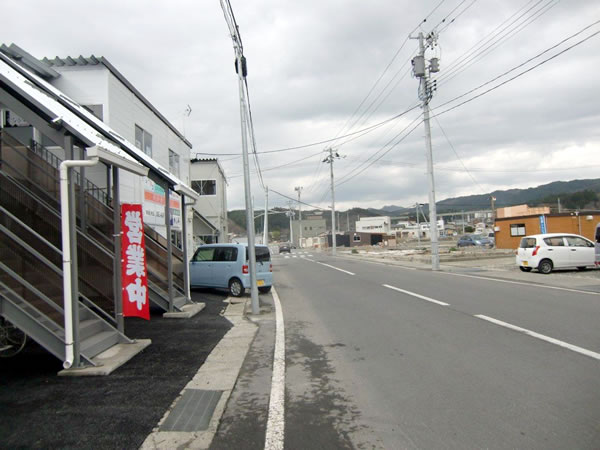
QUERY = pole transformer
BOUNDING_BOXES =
[411,31,441,271]
[324,148,341,256]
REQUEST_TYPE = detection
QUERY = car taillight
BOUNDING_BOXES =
[269,264,273,272]
[242,264,248,274]
[532,246,540,256]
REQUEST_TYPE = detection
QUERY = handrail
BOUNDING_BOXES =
[0,206,61,257]
[0,170,114,255]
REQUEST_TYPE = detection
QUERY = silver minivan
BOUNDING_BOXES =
[190,244,273,296]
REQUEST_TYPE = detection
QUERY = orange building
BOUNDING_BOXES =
[495,210,600,249]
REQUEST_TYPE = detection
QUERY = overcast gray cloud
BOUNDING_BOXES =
[3,0,600,210]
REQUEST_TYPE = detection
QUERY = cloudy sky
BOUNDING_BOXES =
[3,1,600,211]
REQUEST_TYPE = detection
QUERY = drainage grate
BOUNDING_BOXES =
[159,389,223,432]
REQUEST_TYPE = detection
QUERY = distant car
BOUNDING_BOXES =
[457,234,493,248]
[516,233,597,274]
[279,243,291,253]
[190,244,273,296]
[487,231,495,245]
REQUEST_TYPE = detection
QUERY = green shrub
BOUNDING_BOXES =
[351,249,359,254]
[449,247,457,252]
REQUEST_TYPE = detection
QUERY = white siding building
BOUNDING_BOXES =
[190,157,228,246]
[355,216,391,234]
[38,53,193,247]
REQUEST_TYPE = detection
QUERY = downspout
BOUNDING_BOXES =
[60,157,99,369]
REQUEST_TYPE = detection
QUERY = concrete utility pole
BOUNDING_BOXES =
[324,148,341,255]
[462,210,465,234]
[411,31,440,271]
[263,186,269,245]
[347,211,350,232]
[416,202,421,246]
[490,195,496,226]
[287,202,294,245]
[295,186,303,248]
[233,45,259,314]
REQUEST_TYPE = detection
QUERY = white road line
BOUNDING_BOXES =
[438,271,600,296]
[383,284,450,306]
[265,286,286,449]
[304,258,355,275]
[475,315,600,361]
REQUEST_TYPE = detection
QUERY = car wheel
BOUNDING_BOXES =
[229,278,244,297]
[576,266,587,271]
[258,286,272,294]
[519,266,532,272]
[538,259,553,274]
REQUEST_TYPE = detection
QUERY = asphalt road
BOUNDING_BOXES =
[267,250,600,449]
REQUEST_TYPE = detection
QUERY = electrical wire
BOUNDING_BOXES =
[269,188,328,211]
[432,23,600,117]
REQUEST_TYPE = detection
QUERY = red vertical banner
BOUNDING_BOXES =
[121,204,150,320]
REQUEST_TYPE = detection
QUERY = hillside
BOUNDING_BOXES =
[228,178,600,237]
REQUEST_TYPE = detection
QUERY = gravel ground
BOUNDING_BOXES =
[0,290,232,449]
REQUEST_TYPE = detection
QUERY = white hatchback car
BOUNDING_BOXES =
[516,233,597,274]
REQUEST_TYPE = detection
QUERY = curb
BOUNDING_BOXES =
[140,297,259,449]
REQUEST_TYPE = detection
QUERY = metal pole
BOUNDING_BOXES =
[462,210,465,234]
[263,186,269,245]
[165,184,174,312]
[65,136,80,367]
[182,198,191,303]
[329,148,337,256]
[112,167,124,333]
[236,49,259,314]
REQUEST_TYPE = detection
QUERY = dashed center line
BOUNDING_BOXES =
[475,315,600,361]
[383,284,450,306]
[304,258,355,275]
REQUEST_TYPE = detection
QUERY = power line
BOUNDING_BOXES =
[269,188,328,211]
[432,24,600,117]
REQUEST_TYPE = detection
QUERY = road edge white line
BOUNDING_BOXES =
[383,284,450,306]
[304,258,355,276]
[439,271,600,296]
[264,286,286,450]
[475,314,600,361]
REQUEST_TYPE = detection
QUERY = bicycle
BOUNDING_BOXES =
[0,317,27,357]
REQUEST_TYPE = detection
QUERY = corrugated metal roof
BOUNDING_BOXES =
[0,52,197,200]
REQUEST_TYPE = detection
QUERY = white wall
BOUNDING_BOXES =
[190,161,228,241]
[356,216,391,233]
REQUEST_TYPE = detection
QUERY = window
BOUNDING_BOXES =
[135,125,153,157]
[214,247,238,262]
[193,247,215,262]
[353,235,361,242]
[247,246,271,262]
[169,150,180,178]
[565,236,593,248]
[510,224,526,236]
[543,237,564,247]
[520,237,537,248]
[192,180,216,196]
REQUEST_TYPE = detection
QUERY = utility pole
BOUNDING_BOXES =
[346,211,350,232]
[462,210,465,234]
[416,202,421,246]
[411,31,440,271]
[324,148,341,255]
[295,186,303,248]
[233,40,259,313]
[490,195,496,228]
[263,186,269,245]
[287,201,294,246]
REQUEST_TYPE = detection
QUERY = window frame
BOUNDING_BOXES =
[510,223,526,237]
[192,179,217,196]
[135,124,153,157]
[169,149,180,178]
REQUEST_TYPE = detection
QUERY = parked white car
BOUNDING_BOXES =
[516,233,598,274]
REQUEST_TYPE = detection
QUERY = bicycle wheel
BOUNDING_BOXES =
[0,319,27,357]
